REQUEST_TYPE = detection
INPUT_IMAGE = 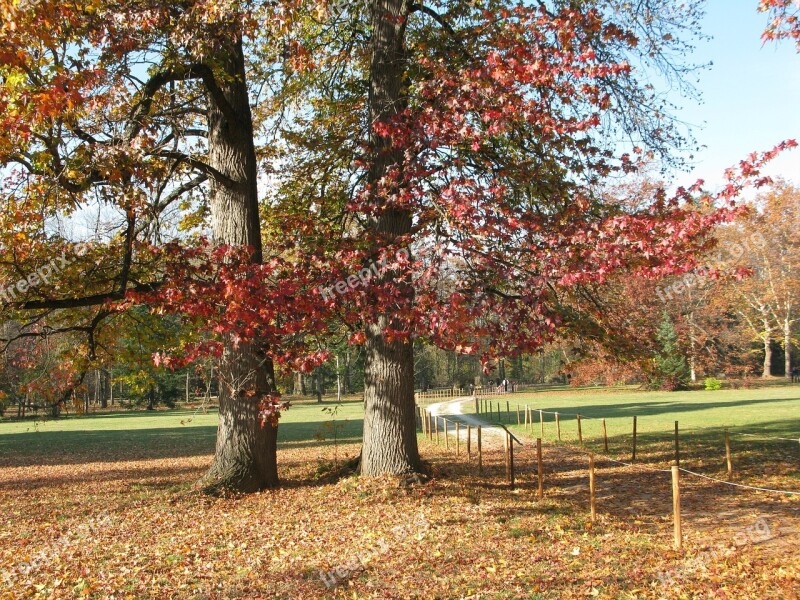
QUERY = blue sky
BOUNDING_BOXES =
[671,0,800,189]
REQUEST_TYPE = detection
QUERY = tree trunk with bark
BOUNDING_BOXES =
[360,0,421,477]
[197,35,279,492]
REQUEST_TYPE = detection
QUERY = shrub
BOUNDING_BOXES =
[660,376,683,392]
[704,377,723,391]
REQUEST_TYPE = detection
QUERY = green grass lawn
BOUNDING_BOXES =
[0,399,365,465]
[469,385,800,481]
[2,385,798,475]
[473,385,799,438]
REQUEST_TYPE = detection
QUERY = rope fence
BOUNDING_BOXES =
[415,401,800,551]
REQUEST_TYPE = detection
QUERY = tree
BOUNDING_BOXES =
[653,312,691,390]
[717,183,800,378]
[0,0,326,491]
[275,0,792,475]
[756,183,800,379]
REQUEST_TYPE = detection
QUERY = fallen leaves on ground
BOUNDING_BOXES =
[0,434,797,599]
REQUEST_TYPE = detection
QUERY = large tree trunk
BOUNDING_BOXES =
[360,0,421,477]
[201,342,278,492]
[198,35,279,492]
[362,316,420,475]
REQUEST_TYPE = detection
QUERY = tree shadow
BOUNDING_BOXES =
[0,419,365,468]
[533,396,800,425]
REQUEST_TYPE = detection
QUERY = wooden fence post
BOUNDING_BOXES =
[508,432,515,489]
[589,453,596,523]
[539,409,544,440]
[478,426,483,475]
[467,424,472,458]
[504,432,510,481]
[602,418,608,453]
[506,400,510,421]
[632,416,637,461]
[496,402,501,423]
[435,416,440,445]
[556,412,561,442]
[674,421,680,466]
[456,422,460,456]
[725,429,732,480]
[517,405,521,425]
[444,419,449,450]
[577,414,583,446]
[671,465,682,550]
[536,438,543,499]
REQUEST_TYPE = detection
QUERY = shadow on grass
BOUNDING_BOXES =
[0,419,364,468]
[526,396,800,423]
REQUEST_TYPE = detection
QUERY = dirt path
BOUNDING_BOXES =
[426,397,508,447]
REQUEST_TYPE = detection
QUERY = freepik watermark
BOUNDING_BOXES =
[317,248,411,302]
[656,232,767,303]
[325,0,369,19]
[2,512,113,584]
[656,517,773,587]
[0,242,91,305]
[318,512,429,588]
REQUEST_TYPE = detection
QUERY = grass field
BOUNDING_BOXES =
[477,385,800,438]
[469,385,800,485]
[0,399,365,466]
[0,387,798,598]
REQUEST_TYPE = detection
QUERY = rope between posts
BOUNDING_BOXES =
[678,468,800,496]
[424,406,800,497]
[542,439,672,473]
[596,455,672,473]
[521,405,797,442]
[731,431,800,442]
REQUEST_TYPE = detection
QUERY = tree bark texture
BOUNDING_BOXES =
[360,0,421,477]
[198,35,279,492]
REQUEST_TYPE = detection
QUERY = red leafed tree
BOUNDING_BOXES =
[275,0,796,475]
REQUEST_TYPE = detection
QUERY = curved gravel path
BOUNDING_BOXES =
[425,397,508,447]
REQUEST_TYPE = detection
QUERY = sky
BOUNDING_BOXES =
[670,0,800,190]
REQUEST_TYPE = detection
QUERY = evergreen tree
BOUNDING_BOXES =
[653,313,691,391]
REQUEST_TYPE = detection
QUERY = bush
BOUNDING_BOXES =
[660,376,683,392]
[704,377,723,391]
